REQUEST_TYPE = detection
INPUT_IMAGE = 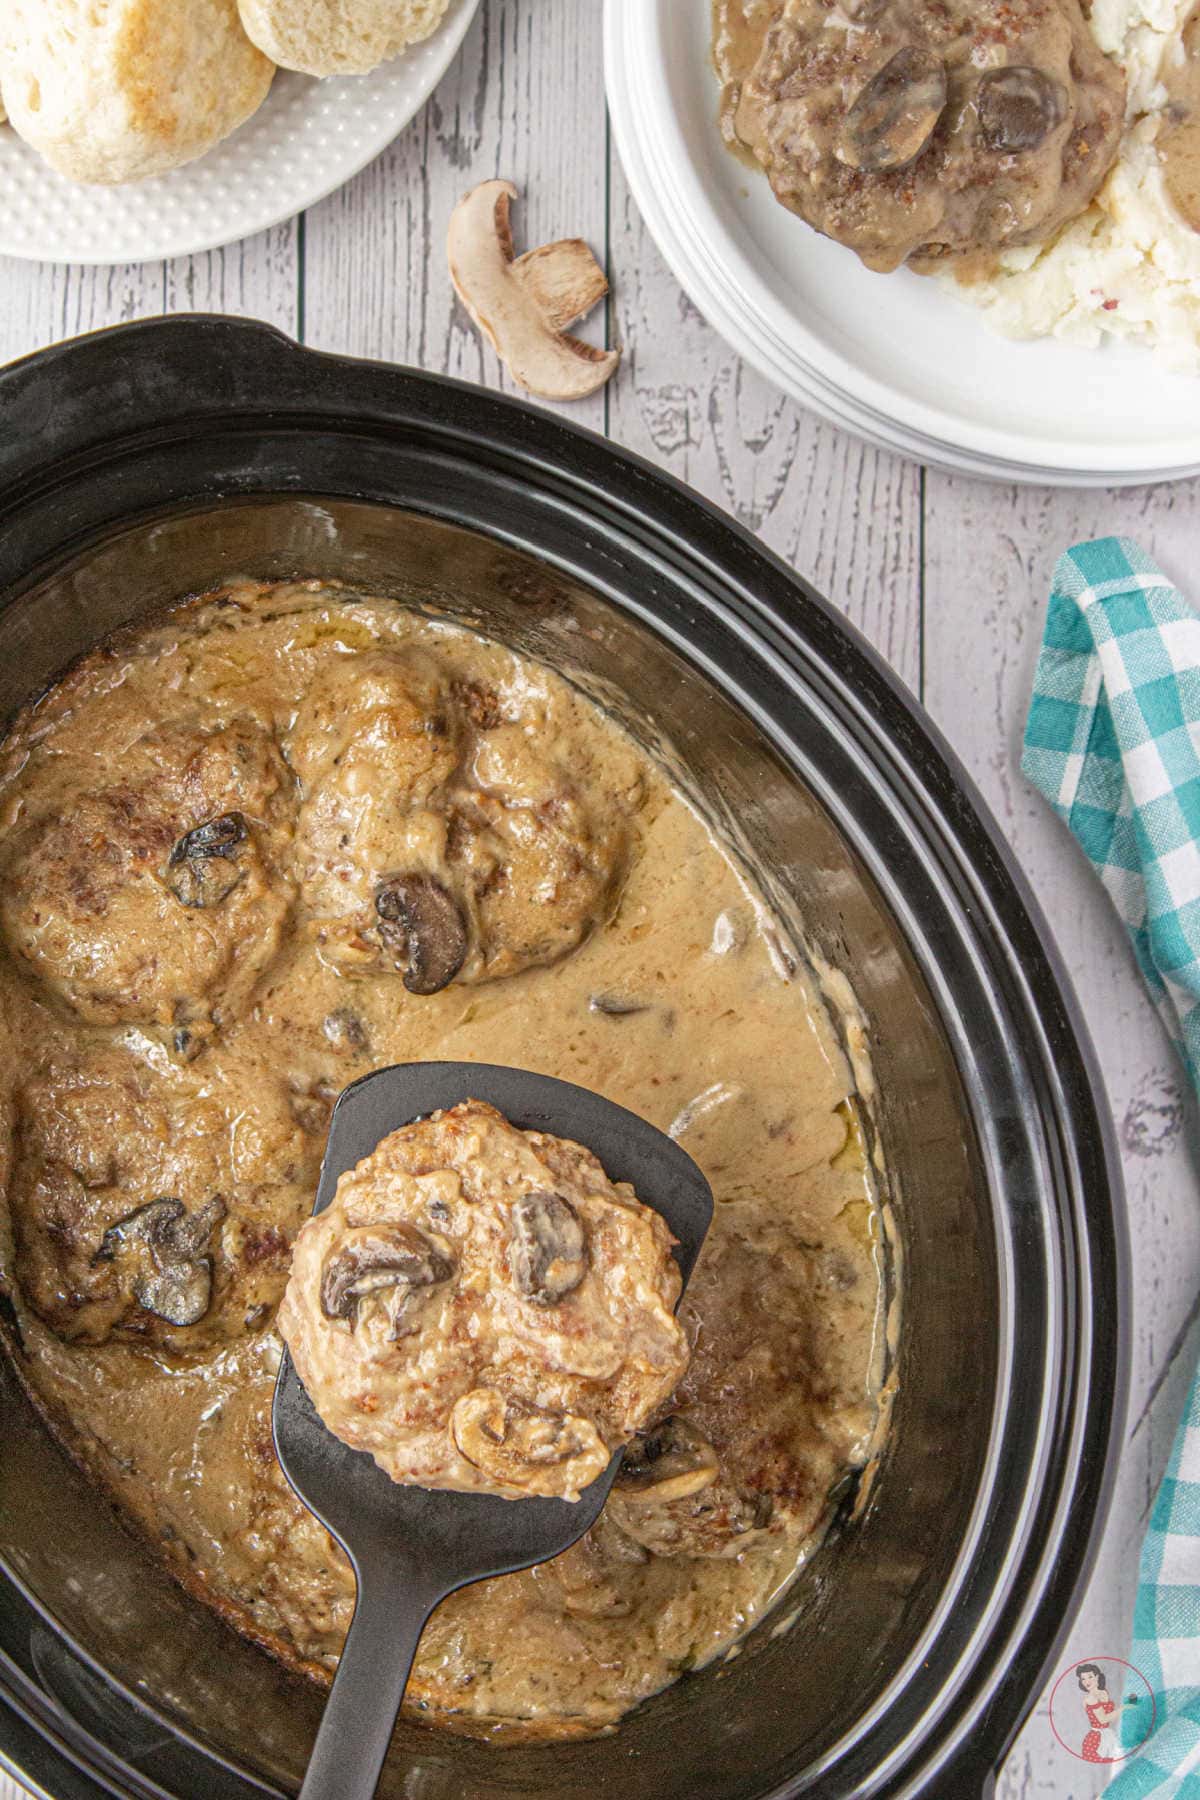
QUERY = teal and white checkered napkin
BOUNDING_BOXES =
[1023,537,1200,1796]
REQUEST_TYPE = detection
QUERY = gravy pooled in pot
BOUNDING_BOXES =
[279,1099,690,1501]
[0,580,889,1739]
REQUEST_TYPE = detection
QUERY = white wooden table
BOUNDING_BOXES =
[2,4,1198,1796]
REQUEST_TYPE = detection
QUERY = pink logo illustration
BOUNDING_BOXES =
[1048,1658,1156,1764]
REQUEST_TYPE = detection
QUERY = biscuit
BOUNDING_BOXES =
[237,0,449,77]
[2,0,274,185]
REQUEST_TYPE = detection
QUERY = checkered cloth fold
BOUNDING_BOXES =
[1023,537,1200,1797]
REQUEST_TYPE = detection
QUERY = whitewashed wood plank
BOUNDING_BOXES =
[0,222,299,367]
[604,159,922,690]
[160,226,299,328]
[302,0,610,435]
[922,475,1200,1800]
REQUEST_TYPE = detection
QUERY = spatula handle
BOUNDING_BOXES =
[299,1565,440,1800]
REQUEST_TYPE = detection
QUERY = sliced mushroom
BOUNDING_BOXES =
[320,1222,454,1337]
[451,1387,610,1498]
[97,1195,226,1327]
[588,993,650,1018]
[838,48,947,174]
[976,66,1067,154]
[165,812,248,909]
[448,180,621,402]
[323,1008,369,1052]
[375,874,468,996]
[136,1264,210,1327]
[615,1416,720,1503]
[509,1189,587,1305]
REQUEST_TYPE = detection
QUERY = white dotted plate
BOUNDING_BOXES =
[0,0,480,266]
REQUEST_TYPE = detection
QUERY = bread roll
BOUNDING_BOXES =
[1,0,274,185]
[237,0,449,77]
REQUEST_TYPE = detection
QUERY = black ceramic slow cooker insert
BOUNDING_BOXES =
[0,317,1126,1800]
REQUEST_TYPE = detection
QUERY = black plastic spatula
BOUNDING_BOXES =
[272,1062,713,1800]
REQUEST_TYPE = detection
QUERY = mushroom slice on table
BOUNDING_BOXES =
[448,179,620,402]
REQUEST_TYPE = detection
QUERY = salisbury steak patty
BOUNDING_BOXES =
[0,718,295,1048]
[279,1100,689,1501]
[10,1050,322,1354]
[610,1198,879,1557]
[722,0,1126,272]
[290,650,638,990]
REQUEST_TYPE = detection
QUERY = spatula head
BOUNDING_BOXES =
[272,1063,713,1599]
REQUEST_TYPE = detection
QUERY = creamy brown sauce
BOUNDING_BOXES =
[0,581,888,1740]
[1162,5,1200,233]
[713,0,1125,274]
[713,0,779,163]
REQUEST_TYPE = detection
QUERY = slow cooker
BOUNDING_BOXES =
[0,317,1127,1799]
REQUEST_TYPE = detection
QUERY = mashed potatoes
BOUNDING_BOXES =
[940,0,1200,368]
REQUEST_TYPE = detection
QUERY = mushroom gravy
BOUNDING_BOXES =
[1162,3,1200,234]
[0,580,889,1739]
[713,0,1125,273]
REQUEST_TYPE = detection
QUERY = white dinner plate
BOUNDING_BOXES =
[604,0,1200,486]
[0,0,481,266]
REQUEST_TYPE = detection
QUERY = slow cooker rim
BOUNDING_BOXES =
[0,318,1129,1800]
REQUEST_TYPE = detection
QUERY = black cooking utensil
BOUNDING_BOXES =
[272,1061,713,1800]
